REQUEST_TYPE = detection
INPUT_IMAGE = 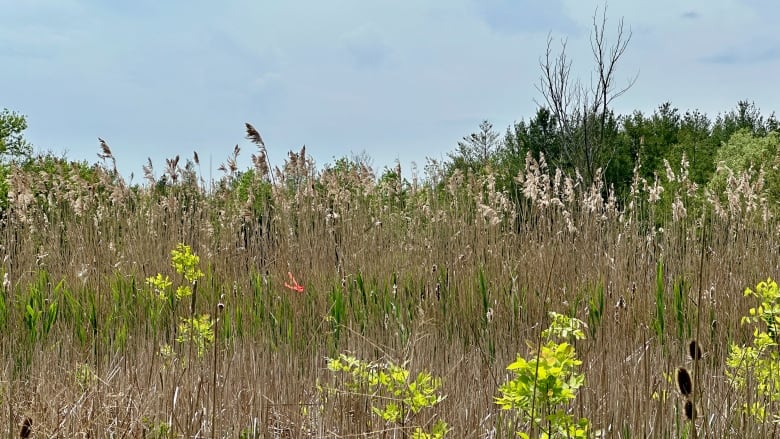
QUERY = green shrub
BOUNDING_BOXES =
[146,244,212,358]
[325,353,448,438]
[495,311,589,438]
[726,278,780,423]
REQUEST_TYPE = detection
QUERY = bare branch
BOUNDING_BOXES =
[534,4,637,185]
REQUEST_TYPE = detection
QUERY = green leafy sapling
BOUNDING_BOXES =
[726,278,780,423]
[326,353,449,438]
[146,243,205,303]
[177,314,215,358]
[170,243,205,297]
[495,311,589,439]
[146,244,212,357]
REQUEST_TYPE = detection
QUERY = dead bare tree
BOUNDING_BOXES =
[536,5,637,186]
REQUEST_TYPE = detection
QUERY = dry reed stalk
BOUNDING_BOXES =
[1,144,779,435]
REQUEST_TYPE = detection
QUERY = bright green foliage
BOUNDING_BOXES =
[21,272,59,345]
[147,244,213,358]
[709,129,780,202]
[586,283,604,340]
[177,314,214,358]
[496,312,589,438]
[714,129,778,174]
[175,285,191,300]
[326,353,448,438]
[726,278,780,423]
[542,311,587,340]
[146,244,203,304]
[146,273,173,301]
[171,243,205,284]
[0,108,32,158]
[146,244,204,305]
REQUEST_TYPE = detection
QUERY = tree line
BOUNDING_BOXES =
[452,100,779,202]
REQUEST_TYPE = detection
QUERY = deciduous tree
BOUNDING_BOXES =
[0,108,32,159]
[536,6,636,186]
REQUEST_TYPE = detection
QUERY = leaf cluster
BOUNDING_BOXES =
[496,312,589,438]
[726,278,780,423]
[326,353,448,438]
[177,314,214,358]
[146,244,213,358]
[0,108,32,159]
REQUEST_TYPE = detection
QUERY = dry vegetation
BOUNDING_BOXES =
[1,128,779,437]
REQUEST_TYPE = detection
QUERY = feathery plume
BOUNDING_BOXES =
[98,137,112,158]
[143,158,156,186]
[245,123,264,147]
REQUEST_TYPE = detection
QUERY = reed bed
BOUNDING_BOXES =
[0,134,778,437]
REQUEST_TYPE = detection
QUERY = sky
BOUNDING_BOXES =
[2,0,779,181]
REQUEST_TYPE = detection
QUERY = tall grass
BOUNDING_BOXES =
[0,142,778,436]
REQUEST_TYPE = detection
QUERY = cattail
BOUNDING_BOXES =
[689,340,702,360]
[677,367,693,397]
[20,417,32,438]
[193,151,200,165]
[684,400,695,420]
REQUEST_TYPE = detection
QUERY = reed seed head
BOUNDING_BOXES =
[245,123,265,147]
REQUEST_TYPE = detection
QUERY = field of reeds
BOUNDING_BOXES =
[1,128,779,438]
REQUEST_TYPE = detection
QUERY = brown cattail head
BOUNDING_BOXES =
[684,400,695,420]
[677,367,693,397]
[20,417,32,438]
[689,340,702,360]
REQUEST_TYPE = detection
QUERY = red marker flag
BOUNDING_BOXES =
[284,271,304,293]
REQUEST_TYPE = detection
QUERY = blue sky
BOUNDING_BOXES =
[2,0,779,180]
